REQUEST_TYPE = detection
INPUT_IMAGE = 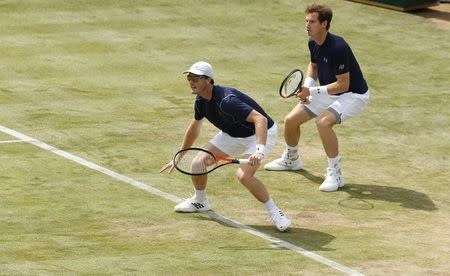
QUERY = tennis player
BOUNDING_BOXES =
[265,4,370,192]
[160,61,291,232]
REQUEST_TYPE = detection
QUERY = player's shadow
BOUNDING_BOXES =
[193,213,336,252]
[295,169,437,211]
[294,169,324,184]
[341,183,437,211]
[410,7,450,22]
[249,225,336,252]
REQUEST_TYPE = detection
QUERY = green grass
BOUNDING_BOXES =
[0,0,449,275]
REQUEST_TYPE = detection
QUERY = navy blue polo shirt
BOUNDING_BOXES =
[308,32,368,94]
[194,85,274,138]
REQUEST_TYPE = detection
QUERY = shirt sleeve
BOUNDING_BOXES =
[194,98,204,120]
[333,43,351,75]
[308,39,317,63]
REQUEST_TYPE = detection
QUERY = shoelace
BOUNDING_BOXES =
[283,150,299,162]
[181,195,207,204]
[180,195,195,201]
[270,209,286,223]
[326,167,336,177]
[326,167,342,177]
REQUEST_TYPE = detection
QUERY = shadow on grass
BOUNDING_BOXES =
[410,7,450,22]
[292,169,437,211]
[341,184,437,211]
[251,225,336,252]
[191,213,335,252]
[293,169,324,184]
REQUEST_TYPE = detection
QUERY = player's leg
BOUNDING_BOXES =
[236,163,268,201]
[318,91,370,192]
[174,175,211,212]
[316,110,339,158]
[284,104,312,146]
[238,124,278,200]
[238,125,291,231]
[315,110,344,192]
[238,165,291,232]
[174,135,232,213]
[264,103,313,171]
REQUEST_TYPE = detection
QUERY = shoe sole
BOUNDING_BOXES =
[174,208,210,213]
[264,167,302,171]
[276,221,291,232]
[319,183,345,192]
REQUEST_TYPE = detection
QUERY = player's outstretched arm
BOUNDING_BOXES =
[159,119,203,173]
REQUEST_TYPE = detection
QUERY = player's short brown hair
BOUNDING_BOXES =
[305,4,333,30]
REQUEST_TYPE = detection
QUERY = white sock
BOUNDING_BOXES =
[264,197,278,213]
[286,145,299,160]
[195,189,207,202]
[327,155,341,169]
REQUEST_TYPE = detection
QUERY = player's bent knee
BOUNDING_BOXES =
[315,116,335,129]
[285,108,310,128]
[191,158,205,171]
[284,114,301,129]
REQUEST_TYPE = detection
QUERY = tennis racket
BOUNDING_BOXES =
[173,147,249,176]
[279,69,304,98]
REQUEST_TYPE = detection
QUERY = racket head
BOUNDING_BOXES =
[279,69,304,98]
[173,147,221,176]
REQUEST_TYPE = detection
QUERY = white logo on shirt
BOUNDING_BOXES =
[339,64,345,70]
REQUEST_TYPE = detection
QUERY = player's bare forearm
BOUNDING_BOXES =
[245,110,267,166]
[306,72,350,96]
[254,121,267,146]
[307,62,318,80]
[327,72,350,94]
[160,119,202,174]
[246,111,267,146]
[180,119,202,149]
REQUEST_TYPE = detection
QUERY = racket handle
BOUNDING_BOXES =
[238,159,250,164]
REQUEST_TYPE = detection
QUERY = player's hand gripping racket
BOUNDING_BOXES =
[173,147,249,176]
[279,69,304,98]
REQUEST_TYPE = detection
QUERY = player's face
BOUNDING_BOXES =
[187,74,209,95]
[305,12,326,37]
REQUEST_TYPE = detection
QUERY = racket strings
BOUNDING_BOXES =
[280,70,303,98]
[286,73,301,91]
[174,150,217,175]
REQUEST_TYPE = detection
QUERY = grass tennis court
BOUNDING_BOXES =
[1,0,449,275]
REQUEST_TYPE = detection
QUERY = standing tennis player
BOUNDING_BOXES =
[265,4,370,192]
[160,61,291,232]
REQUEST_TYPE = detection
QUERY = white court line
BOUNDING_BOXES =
[0,124,364,276]
[0,139,25,144]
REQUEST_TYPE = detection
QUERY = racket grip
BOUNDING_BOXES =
[238,159,250,164]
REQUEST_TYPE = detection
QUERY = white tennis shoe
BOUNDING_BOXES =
[319,167,345,192]
[270,209,291,232]
[264,151,303,171]
[174,196,210,212]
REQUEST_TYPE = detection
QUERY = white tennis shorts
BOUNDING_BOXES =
[303,90,370,124]
[209,124,278,157]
